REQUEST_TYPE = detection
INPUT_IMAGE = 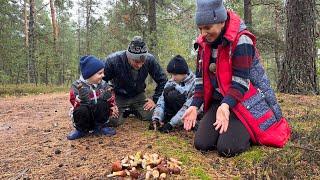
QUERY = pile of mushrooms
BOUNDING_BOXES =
[107,151,182,179]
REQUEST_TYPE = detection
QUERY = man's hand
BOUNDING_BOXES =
[213,103,230,134]
[182,106,198,131]
[110,105,119,118]
[143,98,156,111]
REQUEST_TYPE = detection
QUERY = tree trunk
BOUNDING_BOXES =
[278,0,318,94]
[77,26,81,75]
[49,0,58,49]
[24,0,29,48]
[85,0,92,54]
[23,0,30,83]
[45,58,48,85]
[148,0,157,84]
[243,0,252,30]
[28,0,37,84]
[148,0,157,56]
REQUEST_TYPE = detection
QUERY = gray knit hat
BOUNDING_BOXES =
[126,36,148,61]
[195,0,227,26]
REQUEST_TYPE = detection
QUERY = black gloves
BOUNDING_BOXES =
[158,123,173,133]
[77,83,90,104]
[101,87,113,101]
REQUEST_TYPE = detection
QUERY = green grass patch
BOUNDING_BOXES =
[189,167,212,180]
[233,146,267,169]
[0,84,69,97]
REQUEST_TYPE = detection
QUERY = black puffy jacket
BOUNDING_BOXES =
[103,51,167,103]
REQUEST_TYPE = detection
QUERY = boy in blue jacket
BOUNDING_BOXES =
[151,55,195,133]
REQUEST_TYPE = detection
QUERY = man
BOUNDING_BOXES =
[103,36,167,127]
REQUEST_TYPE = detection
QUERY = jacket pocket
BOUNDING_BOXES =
[242,91,270,119]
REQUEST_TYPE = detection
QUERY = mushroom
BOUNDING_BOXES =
[107,170,127,177]
[152,169,160,179]
[171,167,181,174]
[159,173,166,179]
[111,160,122,172]
[145,171,152,180]
[121,156,129,165]
[129,167,140,179]
[156,163,169,174]
[169,158,182,165]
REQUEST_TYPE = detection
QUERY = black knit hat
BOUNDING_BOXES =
[126,36,148,61]
[167,55,189,74]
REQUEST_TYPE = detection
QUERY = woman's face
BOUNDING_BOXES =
[198,22,225,43]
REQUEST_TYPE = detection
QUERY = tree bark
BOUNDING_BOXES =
[24,0,29,48]
[85,0,92,54]
[148,0,157,56]
[278,0,318,94]
[28,0,37,84]
[148,0,157,84]
[243,0,252,30]
[49,0,58,49]
[23,0,30,83]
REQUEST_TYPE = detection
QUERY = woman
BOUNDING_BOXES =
[182,0,290,157]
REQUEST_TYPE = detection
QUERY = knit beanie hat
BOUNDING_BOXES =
[195,0,227,26]
[126,36,148,61]
[80,55,104,79]
[167,55,189,75]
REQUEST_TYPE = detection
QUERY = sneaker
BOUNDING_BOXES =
[67,129,86,140]
[94,126,116,136]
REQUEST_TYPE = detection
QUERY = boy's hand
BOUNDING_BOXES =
[77,83,90,104]
[143,98,156,111]
[102,87,113,101]
[110,105,119,118]
[149,119,160,131]
[158,123,173,133]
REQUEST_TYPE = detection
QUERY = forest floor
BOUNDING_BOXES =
[0,92,319,179]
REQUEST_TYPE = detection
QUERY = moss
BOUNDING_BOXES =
[189,167,212,180]
[233,146,267,169]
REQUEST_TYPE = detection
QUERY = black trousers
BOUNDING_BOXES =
[163,87,186,123]
[194,103,251,157]
[72,100,109,132]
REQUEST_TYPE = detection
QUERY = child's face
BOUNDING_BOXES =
[87,69,104,84]
[171,73,187,83]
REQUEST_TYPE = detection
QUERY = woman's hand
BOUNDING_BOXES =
[143,98,156,111]
[213,103,230,134]
[182,106,198,131]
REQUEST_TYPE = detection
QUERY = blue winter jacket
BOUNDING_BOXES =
[152,71,195,127]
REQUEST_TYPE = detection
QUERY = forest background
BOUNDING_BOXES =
[1,0,320,179]
[0,0,319,95]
